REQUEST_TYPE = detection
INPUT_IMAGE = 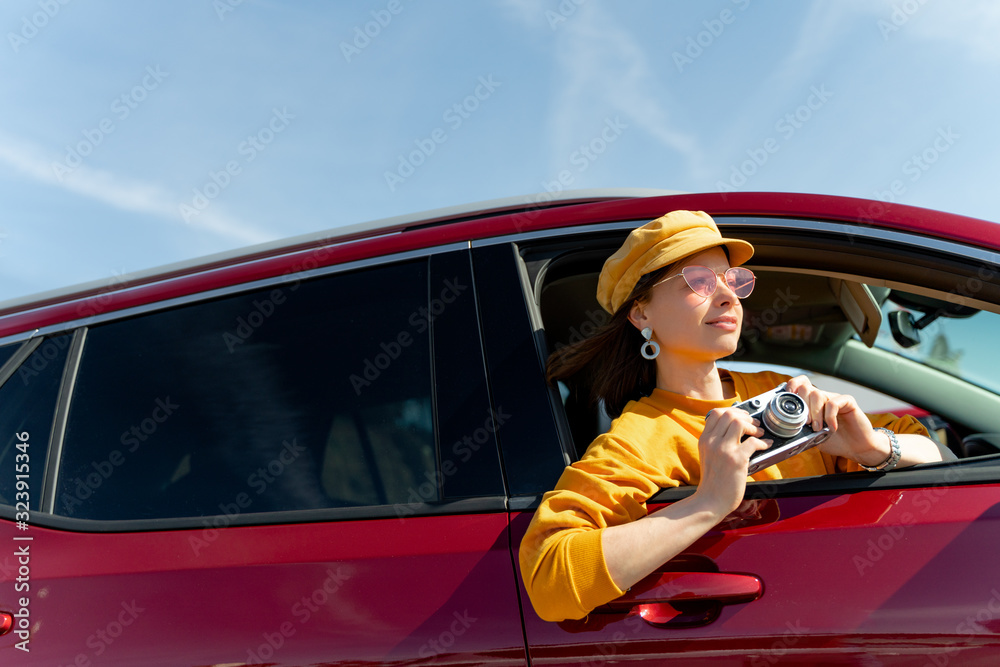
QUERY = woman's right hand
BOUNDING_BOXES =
[601,407,771,596]
[693,407,771,518]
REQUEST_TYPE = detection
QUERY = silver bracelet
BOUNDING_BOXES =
[860,428,901,472]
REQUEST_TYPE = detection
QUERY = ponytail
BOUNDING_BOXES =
[545,265,672,418]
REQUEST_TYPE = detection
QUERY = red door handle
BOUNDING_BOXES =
[596,571,762,626]
[605,571,763,608]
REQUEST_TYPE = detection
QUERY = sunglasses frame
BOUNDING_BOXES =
[652,265,756,299]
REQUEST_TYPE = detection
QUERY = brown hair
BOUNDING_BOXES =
[545,264,674,418]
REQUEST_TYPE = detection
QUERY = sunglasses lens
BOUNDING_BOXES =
[726,268,755,298]
[679,266,756,298]
[681,266,719,297]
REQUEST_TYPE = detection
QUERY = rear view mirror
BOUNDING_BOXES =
[887,291,979,348]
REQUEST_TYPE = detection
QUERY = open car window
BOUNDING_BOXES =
[522,219,1000,481]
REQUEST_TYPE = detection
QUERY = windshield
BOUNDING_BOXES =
[875,291,1000,396]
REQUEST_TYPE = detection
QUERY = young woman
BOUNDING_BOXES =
[519,210,951,622]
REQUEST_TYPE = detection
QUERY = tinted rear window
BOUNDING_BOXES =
[55,260,436,521]
[0,336,71,511]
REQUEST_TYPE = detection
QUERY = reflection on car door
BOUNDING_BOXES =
[0,249,528,665]
[476,237,1000,663]
[514,473,1000,664]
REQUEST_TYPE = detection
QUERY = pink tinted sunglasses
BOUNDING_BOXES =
[653,265,756,299]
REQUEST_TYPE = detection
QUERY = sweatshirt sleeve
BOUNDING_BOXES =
[518,433,667,622]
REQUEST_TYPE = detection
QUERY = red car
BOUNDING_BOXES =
[2,191,999,664]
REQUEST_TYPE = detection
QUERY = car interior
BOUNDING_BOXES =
[519,220,1000,470]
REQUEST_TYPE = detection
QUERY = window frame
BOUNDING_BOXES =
[0,243,510,532]
[482,215,1000,509]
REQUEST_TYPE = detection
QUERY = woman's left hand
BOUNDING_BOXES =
[783,375,889,467]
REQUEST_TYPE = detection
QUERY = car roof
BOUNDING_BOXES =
[0,188,675,315]
[1,190,998,342]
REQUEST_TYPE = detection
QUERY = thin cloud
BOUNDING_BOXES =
[0,134,272,245]
[510,2,704,178]
[827,0,1000,61]
[907,0,1000,62]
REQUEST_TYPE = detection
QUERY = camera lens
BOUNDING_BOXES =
[763,391,808,438]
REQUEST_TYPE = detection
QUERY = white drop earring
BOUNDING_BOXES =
[640,327,660,360]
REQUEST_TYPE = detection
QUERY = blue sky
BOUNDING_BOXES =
[2,0,999,303]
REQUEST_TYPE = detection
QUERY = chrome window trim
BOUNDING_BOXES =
[0,241,470,345]
[0,191,669,316]
[470,220,644,247]
[40,328,87,514]
[0,337,42,390]
[509,458,1000,511]
[1,495,510,531]
[4,215,998,346]
[0,329,38,348]
[471,216,1000,267]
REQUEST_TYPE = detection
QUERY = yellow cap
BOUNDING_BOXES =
[596,210,754,313]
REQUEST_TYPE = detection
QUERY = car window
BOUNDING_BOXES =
[54,260,439,521]
[875,289,999,395]
[0,336,72,511]
[0,341,21,371]
[525,229,1000,473]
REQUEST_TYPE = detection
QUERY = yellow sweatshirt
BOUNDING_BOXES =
[519,370,929,622]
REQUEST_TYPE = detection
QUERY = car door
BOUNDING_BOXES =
[511,476,1000,665]
[476,217,1000,665]
[0,248,527,665]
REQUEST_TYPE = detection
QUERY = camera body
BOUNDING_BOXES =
[733,382,831,474]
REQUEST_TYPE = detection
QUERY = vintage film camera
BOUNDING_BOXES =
[733,382,831,474]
